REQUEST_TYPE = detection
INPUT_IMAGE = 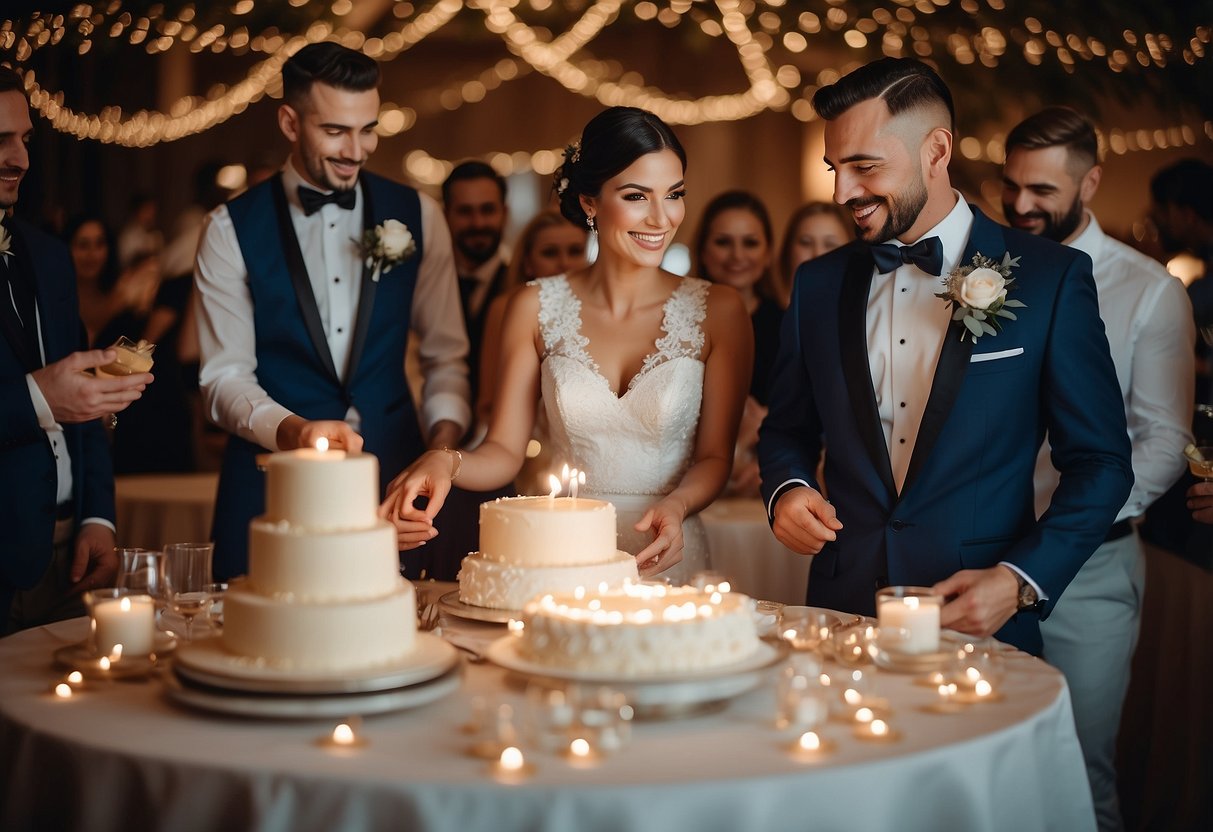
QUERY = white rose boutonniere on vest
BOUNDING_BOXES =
[935,251,1026,342]
[0,223,13,264]
[357,219,416,282]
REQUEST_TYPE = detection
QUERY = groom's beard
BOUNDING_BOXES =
[847,174,928,244]
[1003,195,1085,244]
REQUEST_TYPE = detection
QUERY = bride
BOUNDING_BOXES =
[381,106,752,581]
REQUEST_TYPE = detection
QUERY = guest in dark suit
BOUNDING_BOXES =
[0,67,151,632]
[194,43,470,581]
[757,58,1133,655]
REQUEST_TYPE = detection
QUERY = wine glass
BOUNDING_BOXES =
[162,543,214,642]
[1189,446,1213,482]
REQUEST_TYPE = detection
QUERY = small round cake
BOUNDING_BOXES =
[458,496,639,610]
[516,584,761,677]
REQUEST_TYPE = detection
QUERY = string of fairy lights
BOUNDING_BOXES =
[2,1,1210,185]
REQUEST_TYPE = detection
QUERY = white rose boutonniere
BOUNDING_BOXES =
[935,252,1026,342]
[0,223,13,263]
[356,219,416,282]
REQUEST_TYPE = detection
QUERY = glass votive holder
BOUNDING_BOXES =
[574,685,633,752]
[948,640,1006,702]
[832,622,878,667]
[524,683,576,751]
[875,586,942,655]
[469,702,521,759]
[752,599,784,640]
[775,665,830,732]
[83,588,156,658]
[781,607,841,653]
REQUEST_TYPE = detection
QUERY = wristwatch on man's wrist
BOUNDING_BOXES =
[1013,571,1042,612]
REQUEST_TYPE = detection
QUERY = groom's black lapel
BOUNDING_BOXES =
[901,209,1003,497]
[270,174,341,386]
[345,177,378,384]
[838,247,897,501]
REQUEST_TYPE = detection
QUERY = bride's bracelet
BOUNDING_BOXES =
[439,447,463,483]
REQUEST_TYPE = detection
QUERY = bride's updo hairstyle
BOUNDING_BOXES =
[555,106,688,228]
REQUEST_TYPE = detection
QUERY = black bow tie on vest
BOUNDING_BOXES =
[298,185,356,216]
[870,236,944,277]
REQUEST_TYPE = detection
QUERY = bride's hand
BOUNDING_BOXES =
[378,451,455,550]
[634,498,686,577]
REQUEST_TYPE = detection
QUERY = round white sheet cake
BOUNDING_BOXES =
[516,584,761,677]
[458,496,638,609]
[218,449,416,674]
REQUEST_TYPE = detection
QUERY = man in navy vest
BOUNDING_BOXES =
[0,67,152,631]
[195,42,470,580]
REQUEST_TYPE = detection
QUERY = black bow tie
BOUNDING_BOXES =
[870,236,944,276]
[298,185,356,216]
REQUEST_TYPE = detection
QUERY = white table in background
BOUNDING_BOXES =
[701,498,811,605]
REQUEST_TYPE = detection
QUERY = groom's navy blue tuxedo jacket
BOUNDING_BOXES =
[758,208,1133,655]
[210,173,428,580]
[0,219,115,618]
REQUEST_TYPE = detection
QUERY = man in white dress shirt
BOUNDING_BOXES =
[1003,106,1195,832]
[194,42,470,580]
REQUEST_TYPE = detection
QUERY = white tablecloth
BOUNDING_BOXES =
[0,606,1094,832]
[701,498,812,605]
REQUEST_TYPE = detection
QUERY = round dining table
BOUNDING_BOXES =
[0,584,1094,832]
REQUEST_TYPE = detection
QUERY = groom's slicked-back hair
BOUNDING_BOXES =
[282,42,379,111]
[813,58,954,130]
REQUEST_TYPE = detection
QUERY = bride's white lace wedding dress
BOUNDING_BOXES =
[534,274,712,584]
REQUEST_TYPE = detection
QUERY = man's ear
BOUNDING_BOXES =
[278,104,301,144]
[923,126,952,178]
[1079,164,1102,204]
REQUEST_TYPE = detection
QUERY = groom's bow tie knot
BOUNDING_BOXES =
[298,185,356,216]
[870,236,944,276]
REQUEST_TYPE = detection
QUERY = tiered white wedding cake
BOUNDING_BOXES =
[220,448,417,672]
[458,496,639,610]
[516,583,761,677]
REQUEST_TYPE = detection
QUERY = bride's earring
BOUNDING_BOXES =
[586,215,597,236]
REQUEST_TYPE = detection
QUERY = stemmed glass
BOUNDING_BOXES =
[162,542,214,642]
[1188,446,1213,482]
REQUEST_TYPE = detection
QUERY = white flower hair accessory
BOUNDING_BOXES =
[356,219,416,282]
[554,140,581,197]
[935,251,1026,342]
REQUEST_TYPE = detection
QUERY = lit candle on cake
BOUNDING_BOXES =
[92,594,155,657]
[295,436,347,461]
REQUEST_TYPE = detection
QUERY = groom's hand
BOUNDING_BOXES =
[276,416,363,453]
[771,486,843,555]
[933,566,1019,637]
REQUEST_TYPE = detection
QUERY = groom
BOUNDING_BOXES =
[757,59,1132,655]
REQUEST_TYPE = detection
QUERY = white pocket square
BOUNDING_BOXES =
[970,347,1024,363]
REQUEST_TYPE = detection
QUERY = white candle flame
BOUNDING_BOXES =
[54,683,73,699]
[66,671,83,685]
[499,746,524,771]
[870,719,889,736]
[548,475,562,498]
[119,597,131,612]
[332,723,356,745]
[798,731,821,751]
[569,738,591,758]
[109,644,124,661]
[569,467,579,498]
[975,679,994,697]
[315,436,329,453]
[98,656,111,671]
[854,707,874,723]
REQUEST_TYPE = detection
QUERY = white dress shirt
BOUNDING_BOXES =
[1034,211,1195,522]
[194,160,471,452]
[867,195,972,493]
[462,248,509,319]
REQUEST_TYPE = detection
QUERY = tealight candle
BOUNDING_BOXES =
[788,730,836,761]
[854,717,900,742]
[562,737,601,768]
[52,683,74,700]
[491,746,535,783]
[317,720,367,750]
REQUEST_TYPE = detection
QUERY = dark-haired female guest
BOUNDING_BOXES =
[383,106,753,581]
